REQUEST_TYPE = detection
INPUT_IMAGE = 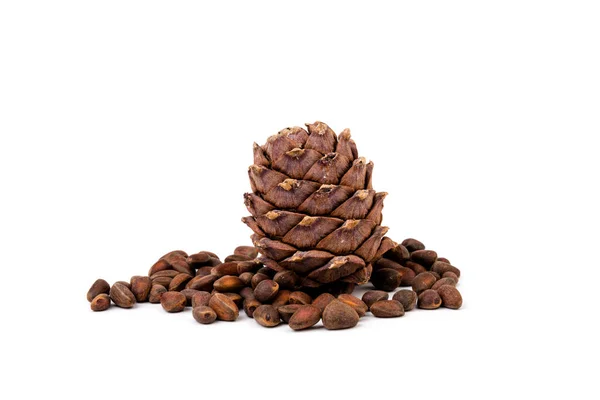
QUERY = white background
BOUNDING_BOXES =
[1,1,599,399]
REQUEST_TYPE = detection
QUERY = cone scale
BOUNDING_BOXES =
[243,122,396,292]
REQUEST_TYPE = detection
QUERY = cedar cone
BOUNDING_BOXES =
[242,121,397,292]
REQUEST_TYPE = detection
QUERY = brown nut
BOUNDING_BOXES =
[271,290,291,308]
[398,267,416,286]
[289,291,312,305]
[392,290,418,311]
[195,266,214,277]
[148,284,167,303]
[225,254,252,262]
[311,293,336,313]
[114,281,131,289]
[375,257,404,271]
[148,258,171,276]
[438,257,451,264]
[150,270,180,279]
[256,267,276,278]
[277,304,302,323]
[410,250,438,268]
[431,277,457,291]
[130,276,152,302]
[361,290,389,309]
[160,291,186,313]
[322,300,359,330]
[243,298,262,318]
[412,272,437,294]
[405,261,427,275]
[169,273,193,292]
[383,244,410,263]
[196,250,219,259]
[151,276,173,288]
[186,252,211,267]
[418,289,442,309]
[191,291,212,308]
[273,270,299,290]
[431,261,461,278]
[186,274,218,291]
[289,305,321,331]
[213,275,245,293]
[401,238,425,252]
[212,262,240,277]
[192,306,217,324]
[206,257,223,267]
[208,293,239,321]
[251,273,270,289]
[253,305,281,328]
[239,272,254,286]
[375,260,414,286]
[87,279,110,302]
[370,300,405,318]
[160,250,188,260]
[239,286,255,300]
[223,292,243,309]
[180,289,200,306]
[211,261,238,277]
[371,268,402,291]
[337,294,368,317]
[442,271,459,282]
[237,260,260,274]
[169,258,194,276]
[254,279,279,303]
[90,293,111,311]
[109,282,135,308]
[437,285,462,309]
[234,245,258,259]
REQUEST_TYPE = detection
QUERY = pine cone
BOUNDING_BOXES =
[242,122,396,292]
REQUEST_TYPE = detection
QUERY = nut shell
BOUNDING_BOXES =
[322,300,359,330]
[370,300,404,318]
[437,285,462,309]
[254,305,281,327]
[209,293,239,321]
[160,292,186,313]
[289,305,321,331]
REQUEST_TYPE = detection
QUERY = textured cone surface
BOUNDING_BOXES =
[243,122,394,289]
